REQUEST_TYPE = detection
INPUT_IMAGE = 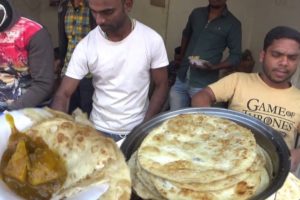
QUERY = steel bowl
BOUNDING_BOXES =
[121,107,291,200]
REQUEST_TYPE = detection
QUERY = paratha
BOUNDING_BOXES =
[138,114,257,183]
[150,168,268,200]
[1,108,131,200]
[170,145,267,192]
[136,158,165,199]
[129,147,269,200]
[128,113,271,200]
[128,151,164,200]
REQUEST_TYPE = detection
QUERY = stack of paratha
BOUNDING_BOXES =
[128,114,270,200]
[2,108,131,200]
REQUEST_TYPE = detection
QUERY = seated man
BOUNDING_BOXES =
[0,0,54,112]
[192,26,300,173]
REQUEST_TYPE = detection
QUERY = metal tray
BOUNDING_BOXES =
[121,107,290,200]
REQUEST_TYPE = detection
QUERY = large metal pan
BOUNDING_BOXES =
[121,107,290,200]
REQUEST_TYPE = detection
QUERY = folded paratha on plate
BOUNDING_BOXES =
[0,108,131,200]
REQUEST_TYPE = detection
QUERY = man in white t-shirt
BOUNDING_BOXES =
[51,0,169,141]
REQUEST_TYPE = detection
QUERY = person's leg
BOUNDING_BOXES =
[169,78,190,111]
[78,77,94,117]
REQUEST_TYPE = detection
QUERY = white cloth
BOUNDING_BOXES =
[66,20,169,135]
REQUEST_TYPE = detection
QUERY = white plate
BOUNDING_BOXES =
[0,109,109,200]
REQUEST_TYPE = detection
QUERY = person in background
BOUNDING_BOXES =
[192,26,300,173]
[57,0,96,116]
[169,0,241,110]
[218,49,255,79]
[236,49,255,73]
[0,0,54,112]
[51,0,169,141]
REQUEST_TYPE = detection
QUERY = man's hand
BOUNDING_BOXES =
[51,76,80,113]
[290,148,300,172]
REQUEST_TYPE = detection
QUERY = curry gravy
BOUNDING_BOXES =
[0,114,67,200]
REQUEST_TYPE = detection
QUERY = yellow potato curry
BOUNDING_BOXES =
[0,114,67,200]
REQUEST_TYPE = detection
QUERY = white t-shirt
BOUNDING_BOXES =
[66,20,169,135]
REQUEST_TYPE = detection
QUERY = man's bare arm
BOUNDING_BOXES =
[144,67,168,122]
[191,87,216,107]
[51,76,80,113]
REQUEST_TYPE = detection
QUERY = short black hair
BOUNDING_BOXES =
[263,26,300,50]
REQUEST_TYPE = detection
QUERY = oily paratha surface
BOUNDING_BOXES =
[150,168,269,200]
[100,142,131,200]
[170,145,267,192]
[138,114,257,183]
[20,109,131,200]
[132,147,269,200]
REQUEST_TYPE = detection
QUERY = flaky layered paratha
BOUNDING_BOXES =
[150,168,268,200]
[100,142,131,200]
[135,158,165,199]
[138,114,257,183]
[22,107,94,128]
[129,113,272,200]
[170,145,267,192]
[129,147,269,200]
[128,151,165,200]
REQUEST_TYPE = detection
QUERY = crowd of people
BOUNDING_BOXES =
[1,0,300,178]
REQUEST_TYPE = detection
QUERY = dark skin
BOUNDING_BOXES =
[52,0,168,122]
[177,0,232,70]
[144,67,168,122]
[51,77,79,113]
[88,0,133,41]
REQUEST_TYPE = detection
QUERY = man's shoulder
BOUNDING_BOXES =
[136,21,158,33]
[237,72,259,82]
[189,6,207,16]
[216,72,257,87]
[80,27,98,42]
[225,10,241,25]
[19,17,43,29]
[290,85,300,95]
[225,72,255,80]
[14,17,44,41]
[135,20,163,40]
